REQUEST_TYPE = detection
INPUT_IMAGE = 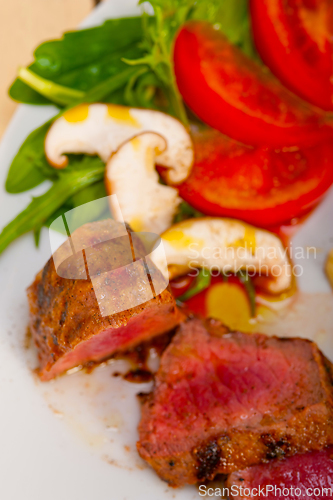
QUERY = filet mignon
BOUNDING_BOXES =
[137,318,333,486]
[27,219,182,381]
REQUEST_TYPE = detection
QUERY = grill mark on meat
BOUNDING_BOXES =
[59,299,68,326]
[261,433,291,460]
[194,440,221,481]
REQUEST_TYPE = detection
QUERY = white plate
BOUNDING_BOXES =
[0,2,332,499]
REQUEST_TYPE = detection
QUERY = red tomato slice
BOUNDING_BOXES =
[250,0,333,111]
[173,21,333,148]
[174,128,333,228]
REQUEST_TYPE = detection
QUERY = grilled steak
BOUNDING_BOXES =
[227,447,333,499]
[27,220,182,381]
[137,318,333,487]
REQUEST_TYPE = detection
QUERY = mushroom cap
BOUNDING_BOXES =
[44,103,193,184]
[152,217,292,294]
[105,132,181,235]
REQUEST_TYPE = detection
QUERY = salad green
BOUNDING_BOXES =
[1,0,254,258]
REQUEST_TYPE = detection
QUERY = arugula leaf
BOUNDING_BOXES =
[178,268,211,302]
[0,157,105,256]
[45,181,108,235]
[125,4,190,123]
[70,180,106,208]
[5,119,59,194]
[9,17,144,105]
[237,269,256,316]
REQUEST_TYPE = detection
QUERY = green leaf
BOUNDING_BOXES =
[124,67,149,107]
[46,181,108,235]
[33,226,42,247]
[5,118,59,194]
[70,180,106,208]
[178,268,211,302]
[9,17,144,105]
[174,201,203,223]
[6,64,148,196]
[0,157,105,256]
[191,0,257,58]
[9,79,51,105]
[237,269,256,316]
[134,72,160,109]
[17,67,84,106]
[83,65,145,104]
[127,4,189,123]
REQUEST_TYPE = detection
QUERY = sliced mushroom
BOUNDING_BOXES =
[152,217,292,294]
[44,103,193,184]
[105,132,181,234]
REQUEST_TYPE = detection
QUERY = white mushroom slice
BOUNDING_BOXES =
[44,103,193,184]
[152,217,292,294]
[105,132,181,234]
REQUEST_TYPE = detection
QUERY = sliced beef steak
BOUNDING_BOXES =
[27,220,182,381]
[227,447,333,499]
[137,318,333,487]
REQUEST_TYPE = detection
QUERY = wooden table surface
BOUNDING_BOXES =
[0,0,98,138]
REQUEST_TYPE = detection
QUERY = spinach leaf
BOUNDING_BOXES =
[5,118,59,194]
[9,79,51,105]
[9,17,144,105]
[83,65,146,104]
[0,157,105,256]
[16,68,85,106]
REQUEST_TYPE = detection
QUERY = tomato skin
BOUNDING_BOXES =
[173,21,333,148]
[175,129,333,228]
[250,0,333,112]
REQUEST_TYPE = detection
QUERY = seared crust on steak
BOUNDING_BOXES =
[137,318,333,487]
[27,220,182,381]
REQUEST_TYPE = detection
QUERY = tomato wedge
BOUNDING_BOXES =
[250,0,333,111]
[173,21,333,148]
[174,128,333,228]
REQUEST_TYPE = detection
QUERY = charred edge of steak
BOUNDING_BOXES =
[261,433,292,460]
[193,440,221,481]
